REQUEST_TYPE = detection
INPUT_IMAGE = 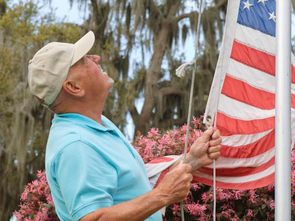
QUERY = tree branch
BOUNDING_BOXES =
[159,87,184,96]
[216,0,228,9]
[174,0,227,23]
[130,105,139,120]
[158,117,187,129]
[91,0,99,31]
[149,0,164,21]
[175,11,197,23]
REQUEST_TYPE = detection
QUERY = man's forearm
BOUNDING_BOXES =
[80,188,169,221]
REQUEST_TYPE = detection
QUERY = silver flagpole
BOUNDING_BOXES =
[275,0,291,220]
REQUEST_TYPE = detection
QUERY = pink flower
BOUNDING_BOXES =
[192,183,200,191]
[247,209,253,217]
[186,203,206,216]
[171,204,180,212]
[268,200,275,210]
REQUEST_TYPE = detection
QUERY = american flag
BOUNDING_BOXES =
[197,0,295,189]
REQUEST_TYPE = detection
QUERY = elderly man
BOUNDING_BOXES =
[28,31,221,221]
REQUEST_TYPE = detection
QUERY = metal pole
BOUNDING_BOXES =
[275,0,291,220]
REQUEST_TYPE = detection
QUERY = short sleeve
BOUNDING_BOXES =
[54,141,118,221]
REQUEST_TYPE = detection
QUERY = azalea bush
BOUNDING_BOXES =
[14,116,295,220]
[13,171,59,221]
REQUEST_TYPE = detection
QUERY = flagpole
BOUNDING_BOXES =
[275,0,291,220]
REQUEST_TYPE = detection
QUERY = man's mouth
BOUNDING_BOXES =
[97,65,104,74]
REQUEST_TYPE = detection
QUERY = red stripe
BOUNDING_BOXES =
[222,75,274,110]
[154,168,169,188]
[220,130,275,158]
[197,157,274,177]
[148,157,174,164]
[231,41,295,84]
[217,112,274,135]
[192,173,274,190]
[222,75,295,109]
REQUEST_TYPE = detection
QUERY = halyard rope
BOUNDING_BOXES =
[175,1,217,220]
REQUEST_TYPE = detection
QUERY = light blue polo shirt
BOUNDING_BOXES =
[45,113,162,221]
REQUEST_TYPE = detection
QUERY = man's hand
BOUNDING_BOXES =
[187,127,222,171]
[155,161,193,204]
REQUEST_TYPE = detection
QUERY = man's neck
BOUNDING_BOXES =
[55,100,105,125]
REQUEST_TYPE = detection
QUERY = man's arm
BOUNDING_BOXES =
[80,161,193,221]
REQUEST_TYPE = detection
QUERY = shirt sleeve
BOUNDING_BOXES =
[54,141,118,221]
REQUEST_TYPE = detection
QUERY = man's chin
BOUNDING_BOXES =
[106,78,115,84]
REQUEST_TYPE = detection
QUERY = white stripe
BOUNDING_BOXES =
[206,147,274,169]
[193,165,274,183]
[221,129,273,147]
[145,155,181,178]
[228,59,295,93]
[235,24,295,66]
[218,94,274,120]
[227,59,275,93]
[235,23,275,55]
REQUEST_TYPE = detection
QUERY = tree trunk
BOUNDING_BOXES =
[133,1,181,135]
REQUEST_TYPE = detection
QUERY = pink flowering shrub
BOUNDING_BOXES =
[14,116,295,220]
[13,170,58,221]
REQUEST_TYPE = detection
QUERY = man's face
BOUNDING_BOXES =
[78,55,114,98]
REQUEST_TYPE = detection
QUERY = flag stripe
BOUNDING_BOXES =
[195,164,274,183]
[217,112,274,135]
[198,156,274,177]
[231,40,275,77]
[220,130,275,158]
[228,60,276,93]
[222,74,295,109]
[222,75,275,110]
[218,94,274,120]
[148,157,174,164]
[235,23,275,55]
[231,40,295,84]
[193,173,274,190]
[221,129,273,146]
[206,148,274,169]
[227,60,295,96]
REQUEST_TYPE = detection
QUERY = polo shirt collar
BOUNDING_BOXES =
[55,113,114,132]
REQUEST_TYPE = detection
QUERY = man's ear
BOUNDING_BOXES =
[62,80,85,97]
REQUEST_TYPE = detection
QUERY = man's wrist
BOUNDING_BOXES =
[186,152,200,171]
[152,185,172,206]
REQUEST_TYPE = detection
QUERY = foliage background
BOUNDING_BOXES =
[1,0,295,220]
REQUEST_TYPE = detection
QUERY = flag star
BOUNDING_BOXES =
[243,0,254,11]
[268,11,276,22]
[257,0,268,4]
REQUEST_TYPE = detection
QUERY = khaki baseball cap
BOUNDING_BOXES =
[28,31,95,108]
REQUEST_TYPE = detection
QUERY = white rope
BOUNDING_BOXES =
[175,1,205,221]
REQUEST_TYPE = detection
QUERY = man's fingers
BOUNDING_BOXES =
[209,152,220,160]
[177,161,192,173]
[212,129,221,140]
[199,126,214,142]
[207,145,221,154]
[209,138,222,147]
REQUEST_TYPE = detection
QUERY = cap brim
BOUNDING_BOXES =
[71,31,95,66]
